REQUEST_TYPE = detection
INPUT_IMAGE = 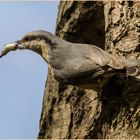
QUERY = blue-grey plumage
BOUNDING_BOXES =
[1,30,140,90]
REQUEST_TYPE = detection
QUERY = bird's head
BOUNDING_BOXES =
[0,30,57,62]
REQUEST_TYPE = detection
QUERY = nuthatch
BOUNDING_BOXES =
[1,30,140,91]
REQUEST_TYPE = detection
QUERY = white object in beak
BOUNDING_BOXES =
[4,42,18,49]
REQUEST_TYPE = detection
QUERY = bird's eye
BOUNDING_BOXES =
[23,37,30,41]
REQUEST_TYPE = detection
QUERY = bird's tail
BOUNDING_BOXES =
[124,58,140,67]
[108,56,140,76]
[123,58,140,76]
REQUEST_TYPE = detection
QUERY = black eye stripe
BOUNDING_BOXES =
[20,35,55,45]
[22,35,45,42]
[24,36,30,41]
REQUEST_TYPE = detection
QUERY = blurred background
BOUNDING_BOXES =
[0,1,59,138]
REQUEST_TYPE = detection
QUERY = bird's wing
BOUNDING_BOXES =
[85,45,140,69]
[75,44,140,76]
[86,45,126,69]
[69,44,114,73]
[52,44,115,80]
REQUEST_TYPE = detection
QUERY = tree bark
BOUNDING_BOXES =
[38,1,140,139]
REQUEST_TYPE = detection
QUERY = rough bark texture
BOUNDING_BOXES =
[38,1,140,139]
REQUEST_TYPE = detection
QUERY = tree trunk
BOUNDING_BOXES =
[38,1,140,139]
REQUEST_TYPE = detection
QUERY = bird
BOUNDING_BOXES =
[0,30,140,91]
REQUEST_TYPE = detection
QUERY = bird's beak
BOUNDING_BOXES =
[0,42,23,58]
